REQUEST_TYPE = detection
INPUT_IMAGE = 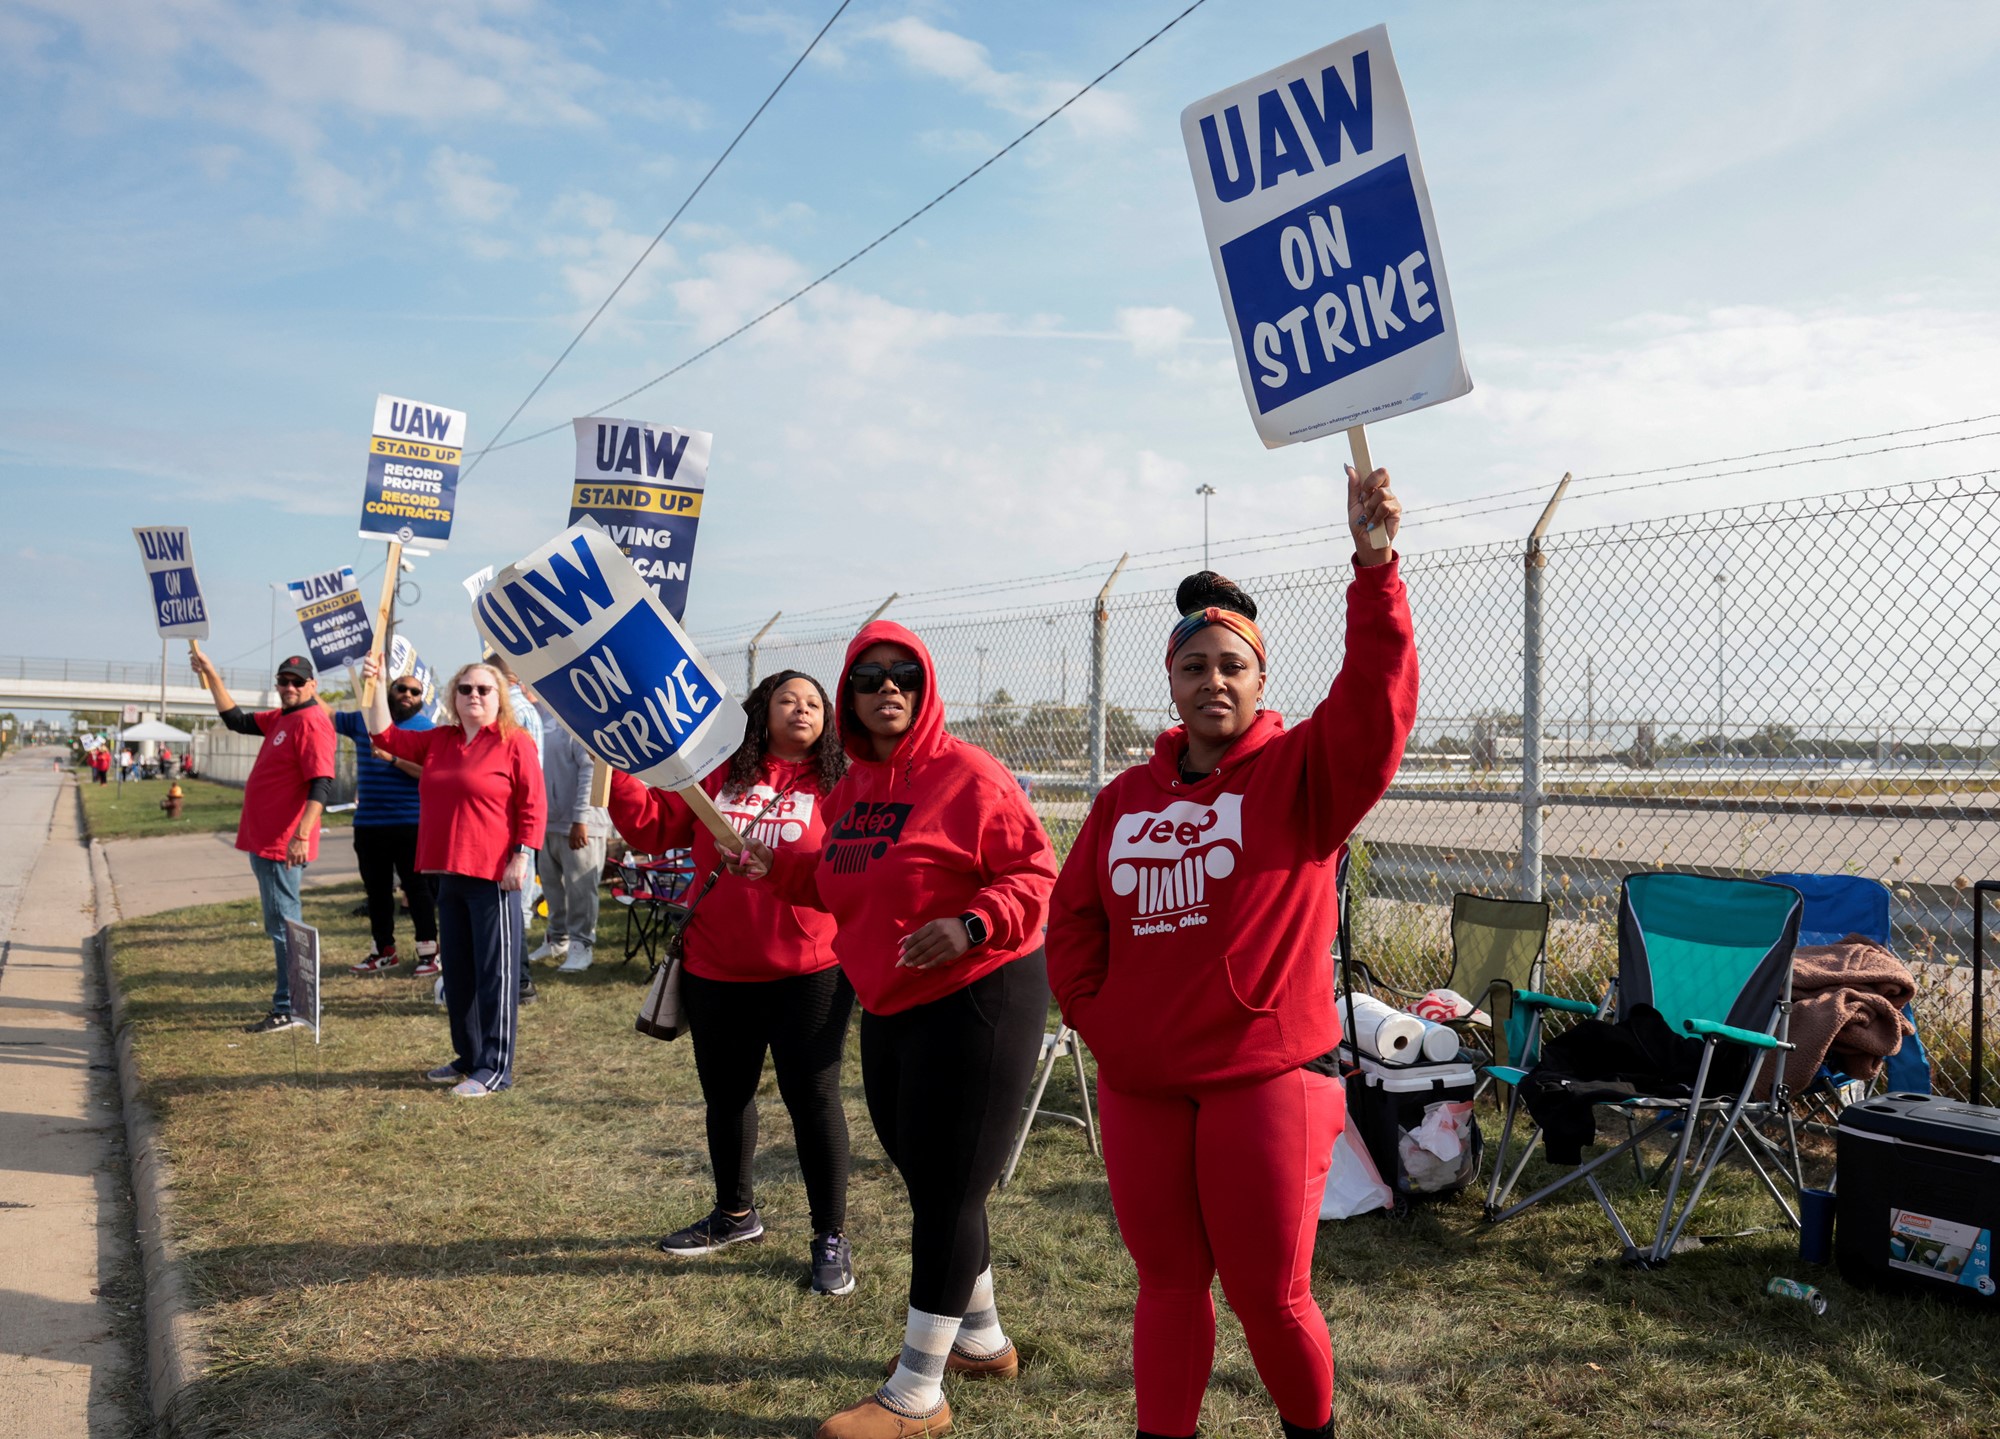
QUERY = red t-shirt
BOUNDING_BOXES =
[235,704,338,862]
[370,722,545,882]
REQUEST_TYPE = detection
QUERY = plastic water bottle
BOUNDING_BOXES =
[1766,1277,1828,1315]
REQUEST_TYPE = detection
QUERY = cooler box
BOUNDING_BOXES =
[1835,1093,2000,1307]
[1345,1056,1482,1204]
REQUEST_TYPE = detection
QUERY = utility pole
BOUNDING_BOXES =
[976,647,989,720]
[1195,484,1217,568]
[1715,570,1729,752]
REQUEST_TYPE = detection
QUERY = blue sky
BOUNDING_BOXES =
[4,0,2000,683]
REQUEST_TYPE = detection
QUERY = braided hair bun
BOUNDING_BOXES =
[1174,571,1258,621]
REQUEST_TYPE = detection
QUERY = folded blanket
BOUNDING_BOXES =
[1761,937,1915,1096]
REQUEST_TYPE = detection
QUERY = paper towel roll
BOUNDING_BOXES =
[1341,992,1426,1061]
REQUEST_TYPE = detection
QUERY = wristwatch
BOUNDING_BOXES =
[517,844,536,857]
[959,911,989,948]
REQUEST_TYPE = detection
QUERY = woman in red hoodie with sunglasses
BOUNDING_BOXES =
[730,623,1057,1439]
[1047,466,1417,1439]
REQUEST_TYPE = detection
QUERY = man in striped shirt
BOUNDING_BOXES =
[334,675,440,976]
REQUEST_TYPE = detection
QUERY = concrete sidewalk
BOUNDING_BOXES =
[0,753,139,1439]
[101,828,359,922]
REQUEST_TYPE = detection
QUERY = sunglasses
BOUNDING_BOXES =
[275,674,309,687]
[847,661,924,694]
[456,683,496,697]
[390,685,424,698]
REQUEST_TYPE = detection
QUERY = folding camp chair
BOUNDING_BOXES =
[1484,872,1804,1266]
[613,853,695,969]
[1761,873,1931,1125]
[998,1023,1101,1190]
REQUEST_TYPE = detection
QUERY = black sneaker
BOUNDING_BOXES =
[519,977,539,1006]
[810,1230,856,1296]
[245,1011,306,1034]
[657,1207,764,1256]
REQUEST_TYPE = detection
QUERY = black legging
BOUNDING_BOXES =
[682,966,855,1234]
[861,951,1049,1316]
[353,823,438,952]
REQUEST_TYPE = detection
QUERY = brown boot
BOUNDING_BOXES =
[815,1394,952,1439]
[882,1341,1019,1380]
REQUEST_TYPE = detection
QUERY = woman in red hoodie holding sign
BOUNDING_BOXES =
[602,670,857,1299]
[1047,465,1416,1439]
[730,622,1057,1439]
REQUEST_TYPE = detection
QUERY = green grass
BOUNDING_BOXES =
[112,883,2000,1439]
[78,771,350,840]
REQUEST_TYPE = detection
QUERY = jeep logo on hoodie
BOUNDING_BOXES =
[1107,793,1244,924]
[825,801,915,874]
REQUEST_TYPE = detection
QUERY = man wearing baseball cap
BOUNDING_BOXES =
[190,643,339,1033]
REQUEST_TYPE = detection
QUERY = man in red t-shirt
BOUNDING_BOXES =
[190,643,338,1033]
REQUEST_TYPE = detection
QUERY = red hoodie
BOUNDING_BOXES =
[605,757,838,983]
[768,621,1057,1016]
[1046,558,1418,1095]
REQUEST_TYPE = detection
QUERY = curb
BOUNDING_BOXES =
[88,795,203,1434]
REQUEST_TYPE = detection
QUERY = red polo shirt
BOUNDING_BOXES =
[235,704,337,862]
[370,722,545,882]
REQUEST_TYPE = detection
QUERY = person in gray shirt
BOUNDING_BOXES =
[530,699,609,972]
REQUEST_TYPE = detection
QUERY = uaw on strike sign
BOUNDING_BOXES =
[359,394,465,549]
[569,417,713,621]
[1182,26,1470,449]
[132,526,209,639]
[471,520,744,790]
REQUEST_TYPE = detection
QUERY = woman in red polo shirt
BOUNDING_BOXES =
[362,656,545,1097]
[604,670,856,1297]
[1047,466,1416,1439]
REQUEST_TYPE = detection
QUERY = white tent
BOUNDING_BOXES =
[119,720,192,743]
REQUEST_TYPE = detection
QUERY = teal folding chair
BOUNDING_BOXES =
[1484,872,1804,1266]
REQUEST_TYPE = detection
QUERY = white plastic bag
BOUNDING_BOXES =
[1398,1099,1476,1193]
[1320,1126,1393,1220]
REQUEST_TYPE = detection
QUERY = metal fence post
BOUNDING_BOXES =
[1519,476,1570,902]
[746,611,781,690]
[1087,554,1130,794]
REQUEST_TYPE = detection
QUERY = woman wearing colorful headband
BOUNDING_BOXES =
[1047,464,1417,1439]
[602,670,857,1298]
[728,623,1057,1439]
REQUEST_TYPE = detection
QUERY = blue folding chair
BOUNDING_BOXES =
[1762,872,1931,1104]
[1485,872,1804,1265]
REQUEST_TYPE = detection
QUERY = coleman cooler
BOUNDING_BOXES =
[1835,1093,2000,1307]
[1345,1055,1483,1207]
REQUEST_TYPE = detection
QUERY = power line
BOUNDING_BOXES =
[460,0,855,478]
[466,0,1219,460]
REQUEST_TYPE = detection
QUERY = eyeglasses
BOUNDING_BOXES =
[456,683,496,697]
[847,661,924,694]
[274,675,308,688]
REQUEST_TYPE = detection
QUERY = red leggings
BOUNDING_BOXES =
[1099,1067,1344,1436]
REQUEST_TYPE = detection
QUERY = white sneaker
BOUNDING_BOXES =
[557,944,595,974]
[528,939,567,964]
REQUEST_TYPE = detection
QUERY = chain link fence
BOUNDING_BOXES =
[701,475,2000,1100]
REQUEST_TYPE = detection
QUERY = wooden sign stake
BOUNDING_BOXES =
[1348,425,1390,549]
[588,758,612,809]
[676,783,745,855]
[361,539,402,706]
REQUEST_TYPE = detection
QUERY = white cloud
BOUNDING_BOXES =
[867,15,1137,140]
[429,146,517,223]
[1116,306,1194,359]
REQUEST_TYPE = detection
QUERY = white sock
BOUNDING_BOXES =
[954,1267,1008,1358]
[879,1307,958,1416]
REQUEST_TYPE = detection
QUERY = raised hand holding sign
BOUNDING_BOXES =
[469,520,747,850]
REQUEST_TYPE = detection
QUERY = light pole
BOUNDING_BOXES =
[976,647,989,721]
[1195,484,1217,567]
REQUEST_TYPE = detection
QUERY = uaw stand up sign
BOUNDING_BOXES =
[359,394,465,549]
[1181,25,1470,452]
[471,520,747,847]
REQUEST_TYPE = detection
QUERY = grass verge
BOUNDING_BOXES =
[113,882,2000,1439]
[79,772,350,840]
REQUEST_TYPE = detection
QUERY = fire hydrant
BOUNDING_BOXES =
[160,782,184,820]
